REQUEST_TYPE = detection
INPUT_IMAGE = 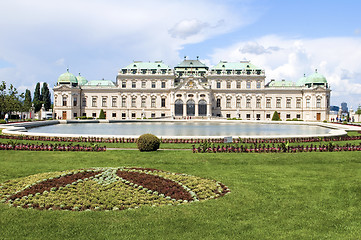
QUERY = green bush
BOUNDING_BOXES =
[271,111,281,121]
[0,119,6,124]
[136,134,160,152]
[98,109,106,119]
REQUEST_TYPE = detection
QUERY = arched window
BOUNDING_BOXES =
[187,99,195,116]
[198,100,207,116]
[175,99,183,116]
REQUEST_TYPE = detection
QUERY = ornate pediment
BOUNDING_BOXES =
[175,77,209,91]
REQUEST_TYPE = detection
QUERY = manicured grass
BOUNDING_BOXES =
[1,150,361,239]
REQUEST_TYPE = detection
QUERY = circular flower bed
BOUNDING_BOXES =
[0,167,230,211]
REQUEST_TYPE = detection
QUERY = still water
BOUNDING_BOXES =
[27,122,331,137]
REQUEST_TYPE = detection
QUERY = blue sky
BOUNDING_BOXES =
[0,0,360,108]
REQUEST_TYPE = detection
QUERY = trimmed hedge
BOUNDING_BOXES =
[137,134,160,151]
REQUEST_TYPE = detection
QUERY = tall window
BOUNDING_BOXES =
[142,81,146,88]
[236,81,241,88]
[73,97,77,107]
[246,98,251,108]
[92,97,97,107]
[161,82,166,88]
[246,81,251,89]
[226,81,231,89]
[276,98,281,108]
[82,98,86,107]
[151,81,156,88]
[286,98,291,108]
[151,98,156,108]
[54,96,58,107]
[102,97,107,107]
[256,98,261,108]
[217,81,221,88]
[216,99,221,108]
[122,81,126,88]
[306,99,310,108]
[256,81,261,88]
[266,98,271,108]
[141,98,146,108]
[131,97,136,107]
[226,98,231,108]
[316,98,321,108]
[161,98,166,107]
[122,97,126,107]
[236,98,241,108]
[62,96,67,106]
[296,98,301,108]
[112,97,117,107]
[132,81,136,88]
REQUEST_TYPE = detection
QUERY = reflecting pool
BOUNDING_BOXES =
[26,122,331,137]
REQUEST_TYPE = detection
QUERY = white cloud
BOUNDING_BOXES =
[169,19,210,39]
[210,35,361,107]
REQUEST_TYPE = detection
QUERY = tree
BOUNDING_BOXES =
[356,106,361,115]
[271,111,281,121]
[41,83,51,111]
[98,109,106,119]
[23,89,32,112]
[33,82,42,112]
[0,81,6,117]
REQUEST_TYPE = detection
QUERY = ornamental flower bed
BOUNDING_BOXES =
[192,142,361,153]
[1,133,361,144]
[0,167,230,211]
[0,142,106,151]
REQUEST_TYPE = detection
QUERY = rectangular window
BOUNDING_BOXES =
[286,114,291,119]
[236,81,241,88]
[216,99,221,108]
[112,97,117,107]
[161,81,166,88]
[306,99,310,108]
[54,97,58,107]
[276,98,281,108]
[82,98,86,107]
[226,81,231,89]
[151,113,155,118]
[296,114,301,118]
[256,114,261,120]
[63,97,67,107]
[246,114,251,119]
[217,81,221,88]
[131,98,136,107]
[122,113,126,119]
[82,113,86,117]
[151,98,156,108]
[256,81,261,88]
[286,98,291,108]
[112,112,116,118]
[226,98,231,108]
[226,113,231,118]
[141,98,146,108]
[132,113,136,119]
[161,98,166,107]
[246,81,251,89]
[73,113,77,118]
[316,98,321,108]
[92,97,97,107]
[266,98,271,108]
[73,97,77,107]
[151,81,156,88]
[266,114,271,118]
[256,98,261,108]
[102,97,107,107]
[122,97,126,107]
[132,81,136,88]
[122,81,126,88]
[236,98,241,108]
[92,112,96,118]
[142,81,146,88]
[246,98,251,108]
[296,98,301,108]
[161,113,166,117]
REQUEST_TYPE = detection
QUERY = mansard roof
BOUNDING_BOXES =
[123,61,171,70]
[212,61,260,70]
[175,58,208,70]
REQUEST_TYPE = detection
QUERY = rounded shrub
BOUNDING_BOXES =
[136,134,160,152]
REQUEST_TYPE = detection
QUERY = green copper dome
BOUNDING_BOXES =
[305,70,327,85]
[297,74,307,86]
[76,73,88,85]
[57,69,78,84]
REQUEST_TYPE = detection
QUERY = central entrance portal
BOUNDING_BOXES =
[186,100,195,116]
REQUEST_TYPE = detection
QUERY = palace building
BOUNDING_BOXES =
[53,57,330,121]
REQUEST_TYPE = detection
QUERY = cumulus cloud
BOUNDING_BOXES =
[210,35,361,107]
[169,19,210,39]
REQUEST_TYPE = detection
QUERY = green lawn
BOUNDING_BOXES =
[1,150,361,239]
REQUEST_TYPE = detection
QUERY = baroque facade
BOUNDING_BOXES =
[53,57,331,121]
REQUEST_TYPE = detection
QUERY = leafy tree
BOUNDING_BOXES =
[23,89,32,112]
[41,83,51,111]
[0,81,6,117]
[98,109,106,119]
[356,106,361,115]
[272,111,281,121]
[33,82,42,112]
